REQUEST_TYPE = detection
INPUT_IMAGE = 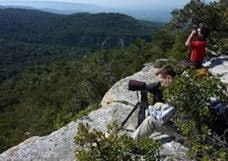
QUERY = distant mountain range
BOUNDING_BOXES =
[0,8,163,48]
[0,1,172,22]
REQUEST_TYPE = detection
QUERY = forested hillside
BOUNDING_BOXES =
[0,8,162,81]
[0,8,162,47]
[0,1,227,160]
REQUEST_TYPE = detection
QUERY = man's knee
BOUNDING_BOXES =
[146,115,158,123]
[142,115,159,128]
[143,116,153,124]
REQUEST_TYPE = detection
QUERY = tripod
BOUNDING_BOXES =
[120,90,149,130]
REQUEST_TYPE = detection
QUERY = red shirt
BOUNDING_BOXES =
[190,40,207,62]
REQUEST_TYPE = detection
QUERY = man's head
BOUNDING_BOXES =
[197,26,209,41]
[156,65,176,87]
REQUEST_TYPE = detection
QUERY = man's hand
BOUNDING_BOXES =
[185,30,197,47]
[191,30,197,36]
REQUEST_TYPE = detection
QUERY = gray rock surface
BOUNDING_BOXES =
[0,62,195,161]
[160,141,190,161]
[203,55,228,85]
[0,122,78,161]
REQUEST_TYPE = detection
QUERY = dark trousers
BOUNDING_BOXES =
[176,60,203,71]
[189,61,202,69]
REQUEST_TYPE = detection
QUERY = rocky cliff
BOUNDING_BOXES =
[1,56,227,161]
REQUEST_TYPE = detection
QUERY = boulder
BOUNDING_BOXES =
[101,62,158,107]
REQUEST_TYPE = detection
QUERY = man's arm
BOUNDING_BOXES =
[146,81,163,103]
[146,81,161,94]
[185,30,196,47]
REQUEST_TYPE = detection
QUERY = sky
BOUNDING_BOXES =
[0,0,217,9]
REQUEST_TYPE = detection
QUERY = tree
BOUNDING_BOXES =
[168,0,225,30]
[168,32,188,61]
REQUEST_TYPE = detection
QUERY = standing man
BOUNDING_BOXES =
[185,26,209,69]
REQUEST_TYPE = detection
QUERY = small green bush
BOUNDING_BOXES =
[164,70,228,160]
[75,122,161,161]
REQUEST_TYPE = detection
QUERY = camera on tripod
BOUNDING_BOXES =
[128,79,155,93]
[120,79,161,129]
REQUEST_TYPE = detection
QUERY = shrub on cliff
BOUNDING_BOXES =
[75,123,160,161]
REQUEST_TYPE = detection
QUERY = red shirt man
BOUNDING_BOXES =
[190,40,207,63]
[185,26,209,69]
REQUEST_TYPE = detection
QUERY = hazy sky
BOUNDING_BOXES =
[0,0,217,9]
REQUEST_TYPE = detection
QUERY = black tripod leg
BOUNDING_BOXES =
[138,103,146,128]
[137,91,148,127]
[120,102,140,130]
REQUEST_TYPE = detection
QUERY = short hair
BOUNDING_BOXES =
[156,65,176,77]
[199,26,210,40]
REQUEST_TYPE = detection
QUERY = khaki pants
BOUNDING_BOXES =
[132,115,177,140]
